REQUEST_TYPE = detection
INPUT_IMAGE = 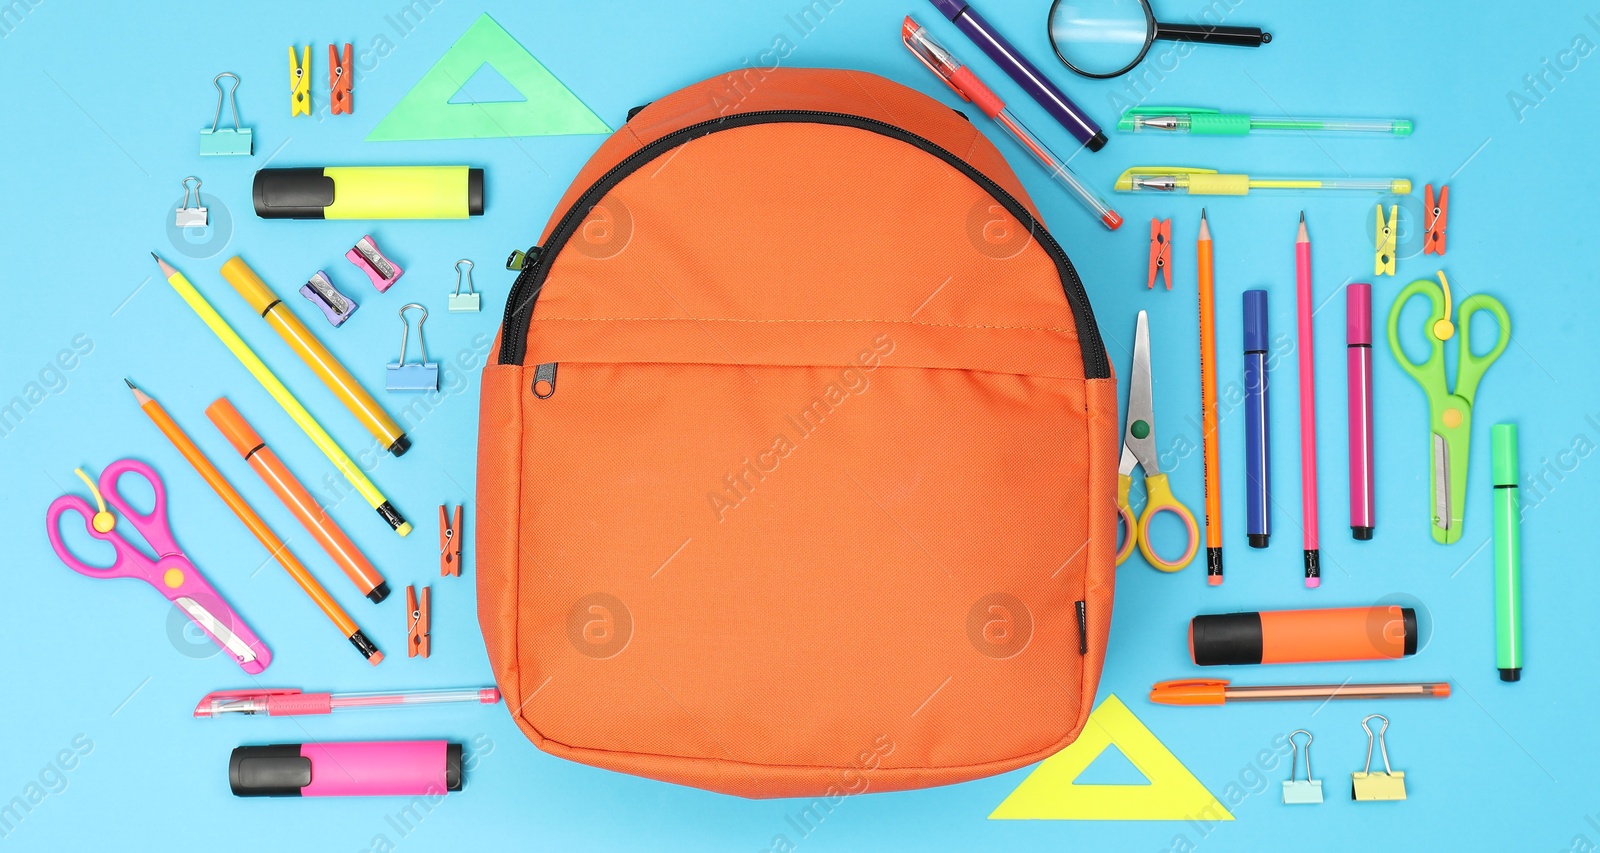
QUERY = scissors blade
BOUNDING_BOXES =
[174,597,258,665]
[1432,433,1450,531]
[1122,311,1159,473]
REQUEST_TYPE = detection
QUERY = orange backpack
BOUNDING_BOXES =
[476,67,1118,798]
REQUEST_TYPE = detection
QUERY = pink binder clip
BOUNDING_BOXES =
[346,235,404,293]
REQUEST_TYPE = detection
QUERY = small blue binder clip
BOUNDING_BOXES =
[199,72,253,156]
[387,303,439,392]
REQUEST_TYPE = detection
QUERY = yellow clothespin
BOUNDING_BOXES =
[1374,204,1398,276]
[1351,714,1407,801]
[289,46,311,117]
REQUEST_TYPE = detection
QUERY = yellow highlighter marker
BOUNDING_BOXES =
[152,253,411,537]
[1114,167,1410,196]
[218,256,410,458]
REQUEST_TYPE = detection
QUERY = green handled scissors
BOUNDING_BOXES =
[1387,272,1510,544]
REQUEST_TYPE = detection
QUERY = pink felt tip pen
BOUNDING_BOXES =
[1347,284,1375,541]
[230,741,461,797]
[902,17,1122,230]
[195,686,501,718]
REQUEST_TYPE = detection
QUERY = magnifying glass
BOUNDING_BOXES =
[1047,0,1271,79]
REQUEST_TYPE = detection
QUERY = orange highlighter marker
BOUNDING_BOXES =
[206,397,390,603]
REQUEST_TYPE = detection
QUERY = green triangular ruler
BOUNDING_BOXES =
[367,14,611,141]
[989,695,1233,821]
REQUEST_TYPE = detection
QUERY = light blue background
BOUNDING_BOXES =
[2,1,1598,850]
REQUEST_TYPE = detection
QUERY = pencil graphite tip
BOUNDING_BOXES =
[1296,212,1309,243]
[124,377,136,390]
[1198,209,1211,241]
[150,252,176,277]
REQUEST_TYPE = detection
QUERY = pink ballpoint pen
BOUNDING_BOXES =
[902,16,1122,230]
[1296,213,1321,586]
[1347,284,1376,540]
[194,686,501,718]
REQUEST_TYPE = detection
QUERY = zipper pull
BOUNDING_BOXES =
[532,362,558,398]
[506,245,542,271]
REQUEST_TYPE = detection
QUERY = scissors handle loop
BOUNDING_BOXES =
[1114,472,1199,571]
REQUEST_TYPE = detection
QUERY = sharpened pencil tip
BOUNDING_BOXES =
[124,378,135,390]
[1299,211,1305,223]
[151,252,161,261]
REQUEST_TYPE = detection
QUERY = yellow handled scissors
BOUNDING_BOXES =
[1115,310,1200,570]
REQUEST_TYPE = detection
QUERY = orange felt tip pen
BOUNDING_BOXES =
[206,397,390,603]
[1150,679,1450,706]
[902,16,1122,230]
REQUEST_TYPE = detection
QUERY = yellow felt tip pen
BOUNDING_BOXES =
[1114,167,1410,196]
[218,256,410,458]
[152,253,412,537]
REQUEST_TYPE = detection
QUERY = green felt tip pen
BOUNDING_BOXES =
[1491,423,1522,683]
[1118,106,1413,137]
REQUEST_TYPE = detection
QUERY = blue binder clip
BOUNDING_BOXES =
[199,72,253,156]
[387,303,439,392]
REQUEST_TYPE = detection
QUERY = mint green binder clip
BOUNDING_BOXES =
[200,72,253,156]
[1282,729,1323,804]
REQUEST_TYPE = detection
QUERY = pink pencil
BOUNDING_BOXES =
[1296,213,1321,587]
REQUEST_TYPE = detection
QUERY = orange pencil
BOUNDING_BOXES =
[1198,210,1224,584]
[125,380,382,665]
[205,398,390,604]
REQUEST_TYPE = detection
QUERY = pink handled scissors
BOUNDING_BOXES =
[45,459,270,673]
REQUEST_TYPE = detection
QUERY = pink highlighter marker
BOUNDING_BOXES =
[230,741,461,797]
[1347,284,1376,540]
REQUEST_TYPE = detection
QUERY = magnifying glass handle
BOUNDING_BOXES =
[1152,21,1272,48]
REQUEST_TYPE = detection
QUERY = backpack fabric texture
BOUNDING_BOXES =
[476,67,1118,799]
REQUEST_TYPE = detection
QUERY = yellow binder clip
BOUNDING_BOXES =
[289,46,311,117]
[1375,204,1398,276]
[1351,714,1407,801]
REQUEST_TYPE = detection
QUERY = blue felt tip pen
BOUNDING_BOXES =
[1243,290,1271,548]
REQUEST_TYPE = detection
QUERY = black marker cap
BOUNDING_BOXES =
[253,168,334,219]
[1189,612,1264,666]
[1352,526,1374,541]
[230,745,310,797]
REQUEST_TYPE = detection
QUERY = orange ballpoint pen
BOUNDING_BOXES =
[1150,679,1450,706]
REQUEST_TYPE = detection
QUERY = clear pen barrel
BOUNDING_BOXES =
[330,687,495,710]
[1252,117,1411,135]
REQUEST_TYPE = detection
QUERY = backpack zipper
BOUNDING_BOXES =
[497,109,1109,380]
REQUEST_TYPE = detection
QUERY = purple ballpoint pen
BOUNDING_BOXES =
[927,0,1106,151]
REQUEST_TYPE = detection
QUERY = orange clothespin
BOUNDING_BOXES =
[406,584,431,658]
[1424,183,1449,255]
[329,43,353,115]
[440,504,463,577]
[1148,218,1172,289]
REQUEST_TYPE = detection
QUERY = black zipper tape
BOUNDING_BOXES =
[497,109,1108,380]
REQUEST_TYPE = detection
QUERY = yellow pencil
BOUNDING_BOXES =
[152,253,412,537]
[218,256,410,458]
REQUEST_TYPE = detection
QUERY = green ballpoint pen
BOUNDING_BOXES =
[1492,423,1523,683]
[1118,106,1413,137]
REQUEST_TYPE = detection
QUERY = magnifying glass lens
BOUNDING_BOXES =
[1049,0,1152,78]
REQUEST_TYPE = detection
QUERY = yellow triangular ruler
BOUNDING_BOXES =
[990,694,1233,821]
